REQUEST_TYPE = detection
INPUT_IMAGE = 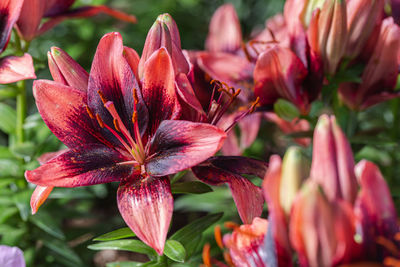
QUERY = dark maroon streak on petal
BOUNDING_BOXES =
[117,176,173,255]
[0,0,24,53]
[33,80,111,148]
[146,120,226,176]
[25,144,132,187]
[201,156,268,178]
[141,48,180,137]
[88,32,146,144]
[192,165,263,224]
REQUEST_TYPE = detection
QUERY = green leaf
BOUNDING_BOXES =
[171,181,213,194]
[170,170,187,184]
[10,142,36,158]
[0,87,18,100]
[88,240,157,256]
[29,211,65,240]
[93,227,135,241]
[43,238,82,265]
[0,159,22,177]
[0,103,16,134]
[170,213,223,259]
[0,146,14,159]
[0,206,18,223]
[106,262,144,267]
[163,240,186,263]
[273,99,300,121]
[13,189,32,221]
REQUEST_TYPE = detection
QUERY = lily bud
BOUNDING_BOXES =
[345,0,384,58]
[290,181,338,267]
[354,160,398,248]
[48,47,89,91]
[279,147,309,215]
[138,13,189,78]
[308,0,347,74]
[205,4,242,53]
[310,115,358,204]
[223,217,269,266]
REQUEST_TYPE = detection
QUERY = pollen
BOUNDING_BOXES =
[202,243,212,267]
[96,114,105,128]
[132,88,139,104]
[214,225,224,249]
[97,90,108,104]
[85,105,95,119]
[113,119,121,132]
[132,111,138,123]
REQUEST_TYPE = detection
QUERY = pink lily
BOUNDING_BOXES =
[0,0,36,84]
[339,17,400,110]
[16,0,136,41]
[25,32,226,254]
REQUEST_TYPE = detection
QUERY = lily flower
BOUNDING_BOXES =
[310,114,358,204]
[0,245,25,267]
[339,17,400,110]
[25,32,226,254]
[0,0,36,84]
[16,0,137,41]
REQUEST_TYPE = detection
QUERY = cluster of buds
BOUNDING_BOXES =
[203,114,399,267]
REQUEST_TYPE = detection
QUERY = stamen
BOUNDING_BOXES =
[113,119,121,132]
[132,88,139,104]
[376,236,399,256]
[102,122,135,157]
[224,221,239,230]
[241,42,253,63]
[202,243,212,267]
[384,257,400,267]
[95,114,104,128]
[104,101,136,148]
[85,106,95,119]
[223,252,234,267]
[214,225,224,249]
[97,90,108,104]
[117,160,139,166]
[224,97,260,133]
[132,111,138,124]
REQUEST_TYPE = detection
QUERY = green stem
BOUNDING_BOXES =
[16,80,26,144]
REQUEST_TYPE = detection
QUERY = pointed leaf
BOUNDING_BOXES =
[88,240,156,256]
[0,103,16,134]
[163,240,186,263]
[94,227,135,241]
[29,211,65,239]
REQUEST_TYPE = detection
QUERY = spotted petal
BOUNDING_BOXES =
[146,120,226,176]
[117,176,173,255]
[25,144,132,187]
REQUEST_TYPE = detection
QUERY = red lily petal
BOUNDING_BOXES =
[16,0,46,41]
[221,130,241,156]
[192,164,263,224]
[146,120,226,176]
[25,144,132,187]
[88,32,147,143]
[175,73,206,121]
[33,80,111,148]
[206,4,242,53]
[123,46,140,82]
[203,156,268,179]
[254,46,309,114]
[141,48,180,136]
[42,0,74,17]
[238,113,261,150]
[355,160,398,239]
[0,53,36,84]
[197,52,253,89]
[30,186,53,214]
[37,149,69,165]
[48,47,88,91]
[310,115,357,203]
[0,0,24,53]
[262,155,293,266]
[117,176,173,255]
[37,5,137,37]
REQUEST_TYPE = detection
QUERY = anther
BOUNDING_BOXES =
[132,88,139,104]
[376,236,399,256]
[202,243,212,267]
[233,88,241,98]
[95,114,104,128]
[132,111,138,124]
[250,97,260,113]
[85,106,95,119]
[97,90,108,104]
[223,252,234,267]
[113,119,121,132]
[214,225,224,249]
[224,221,239,230]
